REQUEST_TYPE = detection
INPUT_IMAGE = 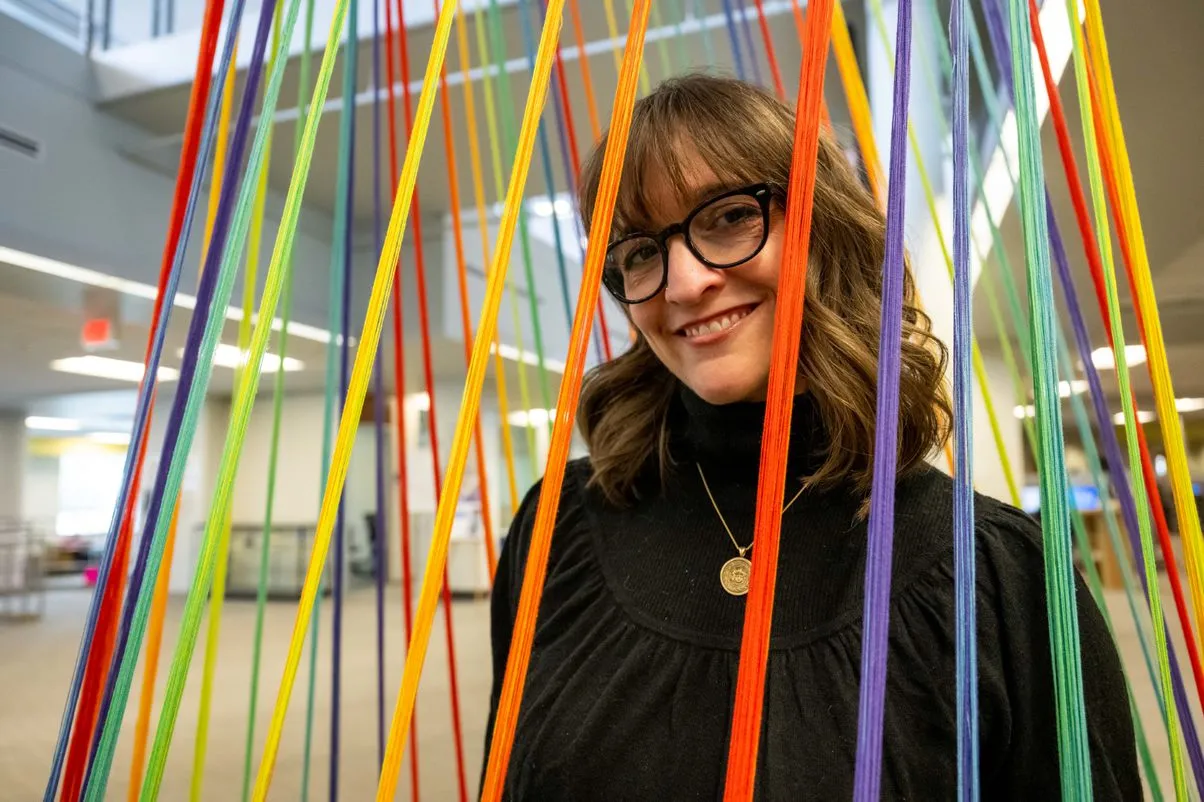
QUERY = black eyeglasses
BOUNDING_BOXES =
[602,183,777,305]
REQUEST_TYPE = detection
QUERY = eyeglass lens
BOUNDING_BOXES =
[604,191,767,303]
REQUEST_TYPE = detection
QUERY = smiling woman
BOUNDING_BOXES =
[481,74,1139,800]
[579,73,948,504]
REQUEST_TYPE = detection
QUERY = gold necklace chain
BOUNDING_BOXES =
[696,463,807,557]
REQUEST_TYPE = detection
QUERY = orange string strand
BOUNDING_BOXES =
[723,2,835,798]
[478,2,652,797]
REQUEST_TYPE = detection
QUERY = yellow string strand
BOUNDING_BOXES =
[454,7,521,516]
[374,4,567,798]
[189,9,282,797]
[474,6,539,484]
[830,1,884,201]
[1082,0,1204,660]
[248,2,458,797]
[124,38,243,798]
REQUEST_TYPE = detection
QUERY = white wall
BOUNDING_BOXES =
[0,23,339,338]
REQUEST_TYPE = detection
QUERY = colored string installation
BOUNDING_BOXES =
[39,3,1197,800]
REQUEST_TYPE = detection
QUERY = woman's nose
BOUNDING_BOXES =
[662,238,723,304]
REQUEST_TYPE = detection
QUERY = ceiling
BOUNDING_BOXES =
[3,0,1201,438]
[104,0,860,224]
[0,262,552,426]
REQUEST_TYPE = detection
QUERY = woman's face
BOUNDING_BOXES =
[628,159,785,406]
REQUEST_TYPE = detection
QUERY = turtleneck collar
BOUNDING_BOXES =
[668,383,826,482]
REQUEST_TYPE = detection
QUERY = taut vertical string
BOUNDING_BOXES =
[1002,0,1092,793]
[372,2,571,798]
[852,3,912,799]
[394,0,471,796]
[237,3,318,796]
[46,2,230,796]
[949,0,977,798]
[723,2,835,799]
[431,0,500,581]
[381,0,422,793]
[248,1,460,796]
[478,4,653,798]
[454,3,522,523]
[83,0,280,794]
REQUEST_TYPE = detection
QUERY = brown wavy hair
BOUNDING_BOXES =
[577,74,950,506]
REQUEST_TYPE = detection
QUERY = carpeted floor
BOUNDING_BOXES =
[0,580,491,801]
[0,576,1190,800]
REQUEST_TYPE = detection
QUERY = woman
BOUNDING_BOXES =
[484,74,1139,800]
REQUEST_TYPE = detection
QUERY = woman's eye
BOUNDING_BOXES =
[625,245,660,270]
[701,203,759,230]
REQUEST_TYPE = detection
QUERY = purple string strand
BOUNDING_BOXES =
[39,2,245,795]
[852,1,912,799]
[80,0,277,792]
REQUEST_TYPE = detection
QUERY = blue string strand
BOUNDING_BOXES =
[852,2,912,799]
[516,0,576,347]
[720,0,746,79]
[39,4,243,797]
[370,0,387,770]
[949,0,978,798]
[532,0,606,364]
[734,0,762,86]
[80,0,278,794]
[329,0,357,794]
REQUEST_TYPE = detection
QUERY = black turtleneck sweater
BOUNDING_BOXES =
[483,389,1140,800]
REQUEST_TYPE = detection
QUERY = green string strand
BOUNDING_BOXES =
[645,0,673,77]
[298,16,354,800]
[240,1,316,800]
[668,0,690,71]
[190,7,285,797]
[1063,0,1187,795]
[923,3,1166,774]
[1007,0,1091,794]
[134,0,342,798]
[475,4,540,481]
[485,0,555,437]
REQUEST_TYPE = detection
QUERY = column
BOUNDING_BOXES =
[0,411,27,520]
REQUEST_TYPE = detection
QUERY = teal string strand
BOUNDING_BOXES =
[240,0,316,798]
[1005,0,1091,795]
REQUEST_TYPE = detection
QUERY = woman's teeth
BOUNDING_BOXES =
[683,307,752,338]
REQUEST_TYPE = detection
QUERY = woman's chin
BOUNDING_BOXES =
[683,374,768,406]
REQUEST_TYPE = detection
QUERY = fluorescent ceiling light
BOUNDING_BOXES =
[530,197,574,218]
[177,344,304,373]
[490,341,566,373]
[50,355,179,383]
[1090,345,1146,370]
[508,408,555,427]
[1176,397,1204,413]
[88,431,131,446]
[1112,410,1156,425]
[0,245,336,344]
[1013,404,1035,419]
[1058,380,1087,398]
[25,416,81,431]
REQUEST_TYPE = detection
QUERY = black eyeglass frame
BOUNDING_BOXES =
[602,182,779,305]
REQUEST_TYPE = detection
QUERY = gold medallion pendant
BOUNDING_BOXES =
[720,556,752,596]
